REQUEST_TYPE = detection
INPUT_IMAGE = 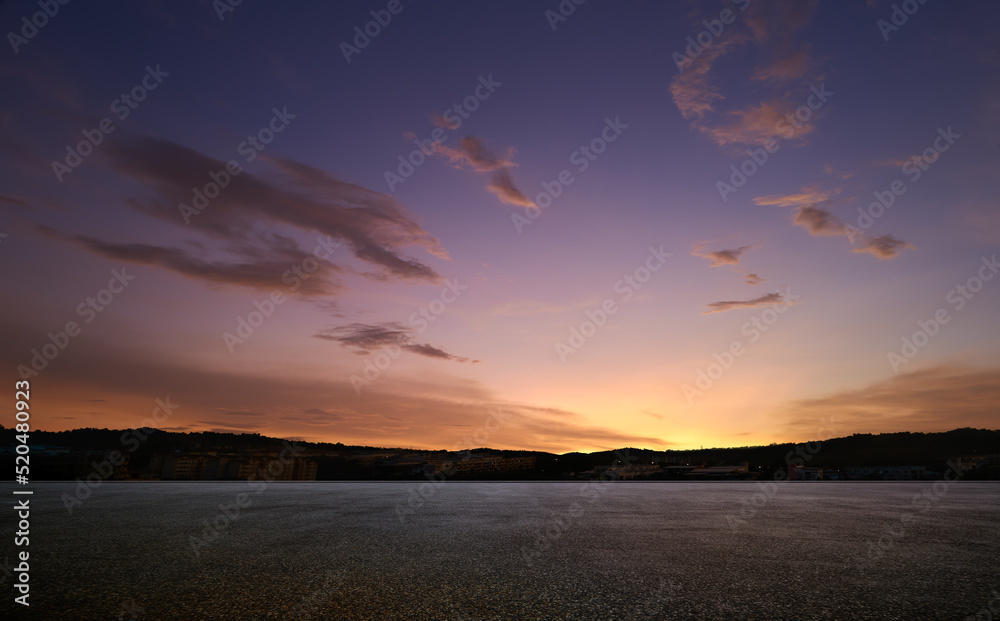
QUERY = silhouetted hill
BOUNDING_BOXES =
[2,426,998,480]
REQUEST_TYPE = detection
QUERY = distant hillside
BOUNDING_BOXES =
[564,428,1000,473]
[2,426,998,480]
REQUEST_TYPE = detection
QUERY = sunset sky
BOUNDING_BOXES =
[2,0,999,453]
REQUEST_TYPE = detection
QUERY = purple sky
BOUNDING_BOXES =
[2,0,999,452]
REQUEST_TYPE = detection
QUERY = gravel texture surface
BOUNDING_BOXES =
[2,481,998,620]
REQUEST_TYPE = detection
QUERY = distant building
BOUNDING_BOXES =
[687,462,756,479]
[413,453,536,476]
[594,464,662,480]
[956,455,1000,471]
[788,465,822,480]
[159,454,207,480]
[150,450,317,481]
[842,466,926,480]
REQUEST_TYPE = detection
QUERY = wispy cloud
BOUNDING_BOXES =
[433,135,534,208]
[704,99,816,147]
[670,36,746,123]
[703,291,789,314]
[433,135,513,172]
[755,186,914,260]
[431,113,460,130]
[692,243,753,267]
[822,163,854,180]
[1,320,668,452]
[853,234,914,259]
[316,322,479,363]
[744,273,765,285]
[0,192,32,209]
[781,365,1000,433]
[670,0,821,148]
[753,187,831,207]
[487,168,535,207]
[40,134,448,293]
[40,227,345,296]
[792,204,846,237]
